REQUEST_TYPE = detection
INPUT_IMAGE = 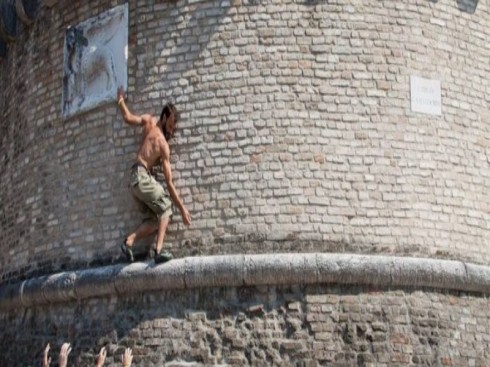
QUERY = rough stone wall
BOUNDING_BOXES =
[1,0,489,281]
[0,284,489,366]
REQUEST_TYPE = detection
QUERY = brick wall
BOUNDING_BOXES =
[0,284,489,366]
[1,0,489,281]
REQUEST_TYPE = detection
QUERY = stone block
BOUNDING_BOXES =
[391,257,466,291]
[75,264,122,300]
[114,260,186,295]
[20,275,49,307]
[465,263,490,294]
[316,254,392,287]
[41,271,78,304]
[184,255,245,288]
[244,253,317,286]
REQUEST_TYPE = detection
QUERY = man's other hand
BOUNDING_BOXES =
[181,207,192,226]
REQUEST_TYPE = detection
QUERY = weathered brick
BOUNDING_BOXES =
[0,0,489,364]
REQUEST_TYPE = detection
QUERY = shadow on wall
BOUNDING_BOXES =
[133,0,243,109]
[2,284,314,366]
[0,285,372,366]
[1,284,487,366]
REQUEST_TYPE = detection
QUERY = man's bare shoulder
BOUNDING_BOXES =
[140,114,154,125]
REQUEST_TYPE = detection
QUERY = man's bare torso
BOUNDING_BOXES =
[136,115,167,170]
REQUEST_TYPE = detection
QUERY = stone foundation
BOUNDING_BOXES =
[1,284,489,366]
[1,253,489,366]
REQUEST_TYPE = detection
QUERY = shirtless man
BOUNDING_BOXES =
[117,87,191,263]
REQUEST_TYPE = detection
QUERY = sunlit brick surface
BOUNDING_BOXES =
[0,0,488,281]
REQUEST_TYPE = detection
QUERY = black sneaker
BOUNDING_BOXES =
[155,251,174,264]
[120,241,134,262]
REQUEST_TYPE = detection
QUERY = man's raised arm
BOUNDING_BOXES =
[117,87,145,126]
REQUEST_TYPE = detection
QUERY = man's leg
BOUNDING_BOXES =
[121,221,158,262]
[155,216,170,255]
[154,216,173,264]
[125,221,158,247]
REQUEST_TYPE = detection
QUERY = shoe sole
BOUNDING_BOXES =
[155,254,173,264]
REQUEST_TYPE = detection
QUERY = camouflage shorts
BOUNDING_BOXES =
[129,165,173,222]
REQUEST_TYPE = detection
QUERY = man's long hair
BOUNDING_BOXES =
[160,102,179,140]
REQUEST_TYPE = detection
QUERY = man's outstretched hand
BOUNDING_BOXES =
[181,207,192,226]
[42,343,51,367]
[121,348,133,367]
[96,346,107,367]
[59,343,72,367]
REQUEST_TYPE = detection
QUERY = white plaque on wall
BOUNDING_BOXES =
[410,76,442,115]
[62,4,128,118]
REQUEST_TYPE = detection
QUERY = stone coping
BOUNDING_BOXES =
[1,253,489,310]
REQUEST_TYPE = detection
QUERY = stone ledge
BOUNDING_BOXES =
[0,253,489,310]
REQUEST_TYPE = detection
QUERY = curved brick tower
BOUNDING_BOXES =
[0,0,489,366]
